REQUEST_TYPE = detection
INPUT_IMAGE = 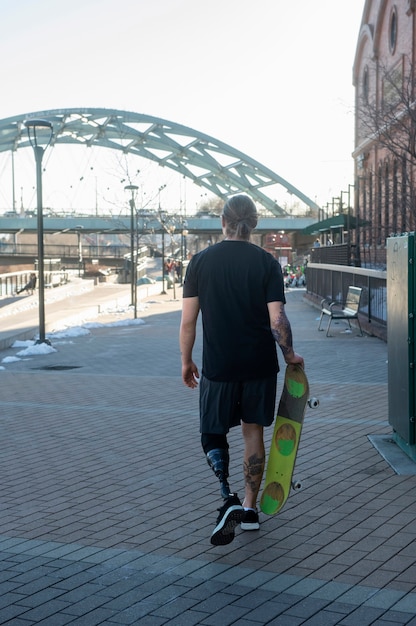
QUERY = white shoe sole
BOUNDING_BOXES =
[240,521,260,531]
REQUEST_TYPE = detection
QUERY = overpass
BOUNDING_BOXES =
[0,214,316,273]
[0,214,315,236]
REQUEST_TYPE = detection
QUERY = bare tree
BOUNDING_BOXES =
[197,196,224,215]
[357,55,416,236]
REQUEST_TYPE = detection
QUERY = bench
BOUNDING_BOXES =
[318,286,363,337]
[45,271,68,289]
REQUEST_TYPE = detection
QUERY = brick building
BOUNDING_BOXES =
[353,0,416,267]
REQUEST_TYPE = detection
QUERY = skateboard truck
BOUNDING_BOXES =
[206,448,231,499]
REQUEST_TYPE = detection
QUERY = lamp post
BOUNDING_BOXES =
[159,211,167,295]
[124,184,139,318]
[158,186,167,295]
[180,226,188,285]
[347,183,354,246]
[166,224,176,299]
[74,226,84,277]
[24,119,53,344]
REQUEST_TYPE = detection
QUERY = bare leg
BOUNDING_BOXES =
[241,422,265,509]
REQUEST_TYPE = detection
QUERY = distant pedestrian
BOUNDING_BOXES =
[16,273,37,295]
[314,239,321,248]
[175,260,182,281]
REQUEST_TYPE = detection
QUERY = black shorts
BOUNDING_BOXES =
[199,375,277,435]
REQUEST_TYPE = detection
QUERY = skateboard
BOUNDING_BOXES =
[260,364,318,515]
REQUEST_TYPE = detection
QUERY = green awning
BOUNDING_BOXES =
[302,213,367,235]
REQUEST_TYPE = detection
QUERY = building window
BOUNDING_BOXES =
[401,154,407,231]
[363,178,368,249]
[363,66,369,103]
[389,6,397,54]
[392,159,398,234]
[377,166,383,245]
[368,172,373,246]
[382,62,402,110]
[384,162,390,238]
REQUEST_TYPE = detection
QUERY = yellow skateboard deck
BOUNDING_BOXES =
[260,364,309,515]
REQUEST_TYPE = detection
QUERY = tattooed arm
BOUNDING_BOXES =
[267,301,304,367]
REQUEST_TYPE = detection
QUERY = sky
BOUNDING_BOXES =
[0,0,365,215]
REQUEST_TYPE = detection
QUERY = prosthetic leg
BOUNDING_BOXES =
[206,447,244,545]
[203,437,244,545]
[206,448,231,499]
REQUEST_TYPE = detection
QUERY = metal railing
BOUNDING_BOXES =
[309,243,365,267]
[0,270,69,297]
[306,262,387,326]
[0,243,131,259]
[310,243,351,265]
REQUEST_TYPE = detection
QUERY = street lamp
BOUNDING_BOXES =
[159,211,167,295]
[166,223,176,299]
[24,119,53,344]
[180,225,188,285]
[158,186,167,296]
[74,226,84,277]
[347,183,354,246]
[124,184,139,318]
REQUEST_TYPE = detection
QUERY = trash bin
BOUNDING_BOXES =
[387,233,416,461]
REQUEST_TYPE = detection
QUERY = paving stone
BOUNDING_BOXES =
[0,288,414,625]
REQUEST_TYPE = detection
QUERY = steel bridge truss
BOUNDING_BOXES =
[0,108,319,216]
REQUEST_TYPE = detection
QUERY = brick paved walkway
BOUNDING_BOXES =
[0,284,415,625]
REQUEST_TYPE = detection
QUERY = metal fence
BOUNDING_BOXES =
[0,243,131,259]
[310,243,351,265]
[0,270,69,297]
[306,262,387,326]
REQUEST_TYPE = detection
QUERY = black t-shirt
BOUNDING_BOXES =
[183,240,286,382]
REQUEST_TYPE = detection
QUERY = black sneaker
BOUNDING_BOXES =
[210,494,244,546]
[240,509,260,531]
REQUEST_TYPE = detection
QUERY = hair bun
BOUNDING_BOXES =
[222,195,257,239]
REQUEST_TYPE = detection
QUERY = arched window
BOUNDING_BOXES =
[362,176,368,247]
[401,154,407,231]
[368,172,373,247]
[377,166,383,245]
[363,66,369,104]
[392,159,398,234]
[384,162,390,239]
[389,6,397,54]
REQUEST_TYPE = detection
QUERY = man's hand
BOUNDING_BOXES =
[284,351,304,368]
[182,361,200,388]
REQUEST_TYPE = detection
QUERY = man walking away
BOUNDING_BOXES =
[180,194,304,546]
